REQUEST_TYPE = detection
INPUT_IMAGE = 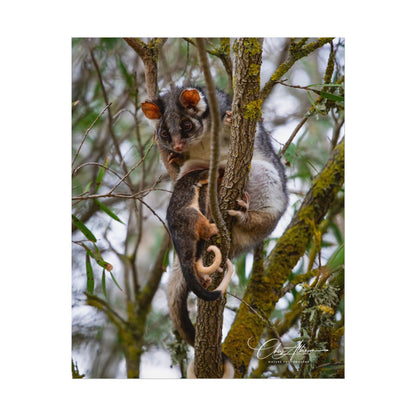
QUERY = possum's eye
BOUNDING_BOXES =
[160,128,169,139]
[181,120,193,132]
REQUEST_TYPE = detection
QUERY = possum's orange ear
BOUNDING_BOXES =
[141,101,162,119]
[179,88,201,109]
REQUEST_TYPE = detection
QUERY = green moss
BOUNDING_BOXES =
[248,63,260,76]
[243,38,262,56]
[244,99,263,121]
[147,38,165,63]
[219,38,230,55]
[223,140,344,377]
[312,143,344,200]
[298,205,315,222]
[270,62,292,82]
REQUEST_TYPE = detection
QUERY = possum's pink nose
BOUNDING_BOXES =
[172,136,185,152]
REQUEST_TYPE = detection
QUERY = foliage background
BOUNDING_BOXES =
[71,37,344,378]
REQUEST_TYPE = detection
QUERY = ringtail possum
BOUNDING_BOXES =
[142,86,288,376]
[142,85,288,257]
[166,168,233,302]
[141,86,232,178]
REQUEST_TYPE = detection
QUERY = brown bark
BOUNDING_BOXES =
[194,38,264,378]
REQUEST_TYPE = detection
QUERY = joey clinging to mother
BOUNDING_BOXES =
[141,85,288,354]
[141,85,288,257]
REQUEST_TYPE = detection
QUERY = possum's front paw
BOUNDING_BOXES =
[228,192,250,223]
[167,152,185,166]
[224,110,233,126]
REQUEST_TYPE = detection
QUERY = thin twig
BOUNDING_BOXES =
[107,141,155,195]
[88,44,134,190]
[275,79,339,93]
[72,103,112,170]
[72,161,124,181]
[195,38,230,256]
[85,293,127,329]
[281,116,308,156]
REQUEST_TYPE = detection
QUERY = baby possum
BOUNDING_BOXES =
[166,168,233,302]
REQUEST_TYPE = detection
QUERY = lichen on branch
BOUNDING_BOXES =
[223,140,344,377]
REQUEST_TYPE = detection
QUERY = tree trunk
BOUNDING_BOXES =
[194,38,264,378]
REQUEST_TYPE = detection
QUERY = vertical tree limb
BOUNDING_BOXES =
[219,38,264,219]
[192,38,264,378]
[124,37,181,179]
[193,38,232,378]
[124,38,166,100]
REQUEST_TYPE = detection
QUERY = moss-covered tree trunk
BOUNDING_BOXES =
[194,38,264,378]
[223,140,344,378]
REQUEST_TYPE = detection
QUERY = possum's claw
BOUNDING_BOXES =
[228,192,250,223]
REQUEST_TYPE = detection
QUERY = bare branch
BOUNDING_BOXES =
[195,38,230,257]
[124,38,167,100]
[72,161,125,182]
[72,103,112,170]
[281,116,308,156]
[85,293,127,329]
[88,45,134,190]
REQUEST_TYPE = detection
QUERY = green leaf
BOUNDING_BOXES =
[327,243,344,273]
[110,271,123,292]
[320,91,344,102]
[72,215,97,242]
[307,90,327,115]
[86,254,94,295]
[96,200,124,224]
[162,248,170,269]
[101,268,108,300]
[96,156,109,192]
[83,181,93,194]
[310,88,344,102]
[81,243,113,272]
[284,143,297,166]
[117,57,134,88]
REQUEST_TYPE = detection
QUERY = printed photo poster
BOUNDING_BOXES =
[71,37,344,379]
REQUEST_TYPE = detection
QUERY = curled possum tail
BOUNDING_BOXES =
[182,245,229,301]
[195,245,222,275]
[194,245,223,292]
